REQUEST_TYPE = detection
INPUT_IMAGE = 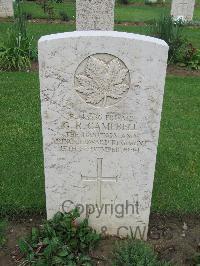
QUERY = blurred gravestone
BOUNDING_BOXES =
[76,0,115,30]
[0,0,14,17]
[171,0,195,21]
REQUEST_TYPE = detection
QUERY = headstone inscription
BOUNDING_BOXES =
[171,0,195,21]
[76,0,115,31]
[38,30,168,240]
[0,0,14,18]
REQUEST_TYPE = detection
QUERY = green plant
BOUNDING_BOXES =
[18,210,100,265]
[150,14,187,64]
[0,1,36,71]
[112,239,171,266]
[191,253,200,265]
[0,220,7,247]
[37,0,48,13]
[185,45,200,70]
[175,43,200,70]
[59,10,69,22]
[118,0,129,5]
[46,3,54,19]
[22,11,33,20]
[38,0,55,19]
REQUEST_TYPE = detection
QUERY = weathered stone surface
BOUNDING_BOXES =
[0,0,13,18]
[76,0,115,31]
[38,31,168,240]
[171,0,195,21]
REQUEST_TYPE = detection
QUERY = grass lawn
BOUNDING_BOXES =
[0,72,200,216]
[21,0,200,22]
[115,5,170,23]
[0,72,44,216]
[153,76,200,213]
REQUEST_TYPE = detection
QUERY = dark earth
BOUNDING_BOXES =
[1,214,200,266]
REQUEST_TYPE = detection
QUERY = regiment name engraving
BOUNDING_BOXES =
[53,111,148,153]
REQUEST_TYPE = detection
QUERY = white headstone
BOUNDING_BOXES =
[171,0,195,21]
[39,31,168,240]
[0,0,14,18]
[76,0,115,31]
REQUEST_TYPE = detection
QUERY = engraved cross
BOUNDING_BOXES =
[81,158,117,206]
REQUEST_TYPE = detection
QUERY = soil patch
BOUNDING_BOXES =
[31,61,39,72]
[27,19,147,26]
[1,214,200,266]
[0,216,44,266]
[167,65,200,77]
[1,17,200,29]
[28,18,75,24]
[0,18,13,23]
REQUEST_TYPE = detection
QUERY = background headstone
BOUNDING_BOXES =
[39,31,168,240]
[171,0,195,21]
[0,0,14,18]
[76,0,115,31]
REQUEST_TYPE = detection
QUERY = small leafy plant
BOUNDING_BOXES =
[112,239,171,266]
[38,0,55,19]
[175,43,200,70]
[18,209,100,265]
[117,0,129,5]
[150,14,186,64]
[185,45,200,70]
[59,10,69,22]
[0,0,36,71]
[22,11,33,20]
[190,253,200,265]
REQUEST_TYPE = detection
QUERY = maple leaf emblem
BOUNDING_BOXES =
[75,55,130,107]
